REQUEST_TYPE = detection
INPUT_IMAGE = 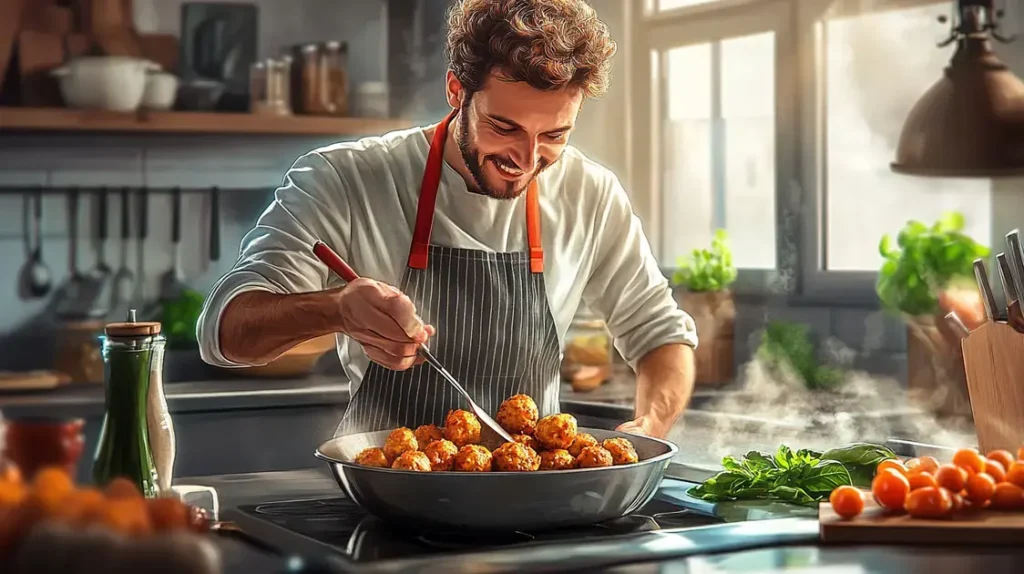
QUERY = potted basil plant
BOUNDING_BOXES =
[672,229,738,386]
[876,212,989,418]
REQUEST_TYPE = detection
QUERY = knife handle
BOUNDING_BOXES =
[974,259,998,322]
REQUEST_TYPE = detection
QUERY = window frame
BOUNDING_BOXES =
[628,0,956,304]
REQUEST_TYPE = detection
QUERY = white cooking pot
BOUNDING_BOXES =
[51,57,159,112]
[142,71,180,110]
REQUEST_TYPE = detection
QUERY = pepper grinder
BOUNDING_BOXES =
[93,309,175,496]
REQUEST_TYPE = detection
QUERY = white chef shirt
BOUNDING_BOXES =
[197,124,698,394]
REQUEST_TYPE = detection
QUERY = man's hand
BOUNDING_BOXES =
[336,278,436,371]
[615,416,659,438]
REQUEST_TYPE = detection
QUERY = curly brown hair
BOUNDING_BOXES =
[445,0,617,99]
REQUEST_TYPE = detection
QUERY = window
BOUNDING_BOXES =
[659,32,777,269]
[657,0,723,10]
[821,2,991,271]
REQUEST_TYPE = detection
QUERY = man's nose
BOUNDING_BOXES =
[511,138,540,172]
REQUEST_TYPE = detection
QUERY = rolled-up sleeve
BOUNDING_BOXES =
[197,151,350,367]
[582,177,698,368]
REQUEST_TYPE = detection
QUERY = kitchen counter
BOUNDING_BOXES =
[0,376,350,419]
[186,467,1024,573]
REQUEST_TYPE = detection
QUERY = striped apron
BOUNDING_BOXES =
[335,110,562,436]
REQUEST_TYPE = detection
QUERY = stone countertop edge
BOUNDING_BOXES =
[0,376,351,419]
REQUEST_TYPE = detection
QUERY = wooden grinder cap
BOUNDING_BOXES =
[105,309,161,337]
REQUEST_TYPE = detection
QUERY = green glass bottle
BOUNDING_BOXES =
[92,310,163,497]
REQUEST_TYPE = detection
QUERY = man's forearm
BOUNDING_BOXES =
[632,343,696,437]
[219,289,339,365]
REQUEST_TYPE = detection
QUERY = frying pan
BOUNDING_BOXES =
[315,427,678,532]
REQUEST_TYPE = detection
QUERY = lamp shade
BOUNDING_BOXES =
[891,36,1024,178]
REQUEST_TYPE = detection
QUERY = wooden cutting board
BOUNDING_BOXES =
[819,493,1024,545]
[0,371,70,392]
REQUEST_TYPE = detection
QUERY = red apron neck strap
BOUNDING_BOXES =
[525,179,543,273]
[407,109,544,274]
[407,109,456,270]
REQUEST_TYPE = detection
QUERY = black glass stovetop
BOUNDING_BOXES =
[232,494,722,564]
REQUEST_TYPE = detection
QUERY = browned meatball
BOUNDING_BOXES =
[539,449,575,471]
[423,439,459,471]
[414,424,444,447]
[576,446,613,468]
[444,409,481,447]
[496,394,539,435]
[354,447,389,468]
[535,413,578,450]
[493,442,540,472]
[568,433,598,458]
[383,427,419,462]
[602,438,639,465]
[513,433,541,451]
[391,450,431,471]
[454,445,493,472]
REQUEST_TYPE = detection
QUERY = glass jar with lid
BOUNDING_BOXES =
[319,41,349,116]
[563,305,612,367]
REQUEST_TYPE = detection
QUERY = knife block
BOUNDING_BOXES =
[961,321,1024,453]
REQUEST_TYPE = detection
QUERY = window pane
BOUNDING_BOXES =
[661,44,713,267]
[722,32,776,269]
[824,3,991,271]
[659,33,777,270]
[658,0,721,11]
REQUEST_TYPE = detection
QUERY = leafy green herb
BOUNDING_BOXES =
[160,289,205,350]
[876,212,989,317]
[756,321,845,390]
[672,229,737,292]
[688,443,897,506]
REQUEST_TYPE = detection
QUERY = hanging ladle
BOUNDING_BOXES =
[19,187,51,298]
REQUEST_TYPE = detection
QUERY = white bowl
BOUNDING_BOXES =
[142,71,179,110]
[51,57,158,112]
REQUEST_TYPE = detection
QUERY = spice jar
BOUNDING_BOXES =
[93,310,169,498]
[320,41,349,116]
[300,44,322,114]
[252,57,292,116]
[562,307,613,392]
[54,319,105,384]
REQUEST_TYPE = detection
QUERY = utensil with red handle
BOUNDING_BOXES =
[311,241,514,443]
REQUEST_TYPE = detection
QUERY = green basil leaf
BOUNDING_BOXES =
[821,443,897,468]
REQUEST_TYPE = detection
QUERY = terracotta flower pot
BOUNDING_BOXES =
[677,290,736,386]
[905,315,972,419]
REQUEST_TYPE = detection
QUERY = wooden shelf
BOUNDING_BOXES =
[0,107,410,136]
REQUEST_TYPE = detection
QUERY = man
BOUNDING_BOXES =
[197,0,698,439]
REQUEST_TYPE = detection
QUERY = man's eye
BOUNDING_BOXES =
[547,132,567,141]
[493,125,516,135]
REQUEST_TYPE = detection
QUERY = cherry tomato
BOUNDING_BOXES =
[905,456,939,475]
[908,471,938,491]
[987,450,1015,473]
[829,485,865,519]
[935,464,967,492]
[965,472,997,505]
[1017,446,1024,461]
[1005,462,1024,488]
[904,486,953,518]
[985,459,1007,483]
[952,448,986,475]
[876,459,908,477]
[872,468,911,511]
[990,482,1024,510]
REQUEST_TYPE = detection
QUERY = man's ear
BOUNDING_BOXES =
[445,70,464,109]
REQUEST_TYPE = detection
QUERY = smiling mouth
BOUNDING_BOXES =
[492,158,525,178]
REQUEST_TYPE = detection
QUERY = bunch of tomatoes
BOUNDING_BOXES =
[828,447,1024,519]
